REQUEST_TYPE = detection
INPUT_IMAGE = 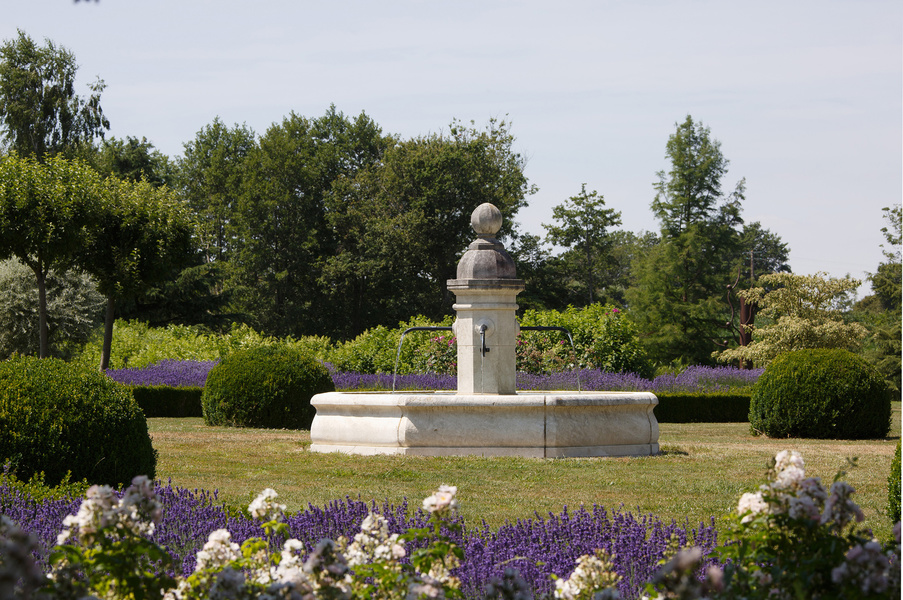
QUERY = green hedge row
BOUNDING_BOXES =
[653,392,751,423]
[131,386,203,418]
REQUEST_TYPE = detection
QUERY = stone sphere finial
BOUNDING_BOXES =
[471,203,503,236]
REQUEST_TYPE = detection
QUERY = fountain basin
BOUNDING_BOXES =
[309,391,659,458]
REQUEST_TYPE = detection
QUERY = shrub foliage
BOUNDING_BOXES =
[131,386,203,418]
[654,392,751,423]
[749,348,890,439]
[0,356,156,486]
[202,346,334,429]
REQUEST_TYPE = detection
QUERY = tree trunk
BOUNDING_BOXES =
[35,267,49,358]
[100,295,116,371]
[739,297,757,370]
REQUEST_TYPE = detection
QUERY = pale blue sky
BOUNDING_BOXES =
[4,0,901,293]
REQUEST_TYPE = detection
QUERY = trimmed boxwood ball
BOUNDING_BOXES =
[750,348,890,439]
[202,346,334,429]
[0,356,157,487]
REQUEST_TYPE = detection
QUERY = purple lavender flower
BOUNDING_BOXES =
[4,475,720,597]
[332,366,760,394]
[456,506,720,599]
[332,371,456,391]
[105,360,219,388]
[648,366,763,393]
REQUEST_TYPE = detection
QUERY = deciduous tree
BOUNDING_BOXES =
[870,204,902,314]
[177,118,255,264]
[543,184,622,305]
[79,176,195,370]
[854,204,902,398]
[0,258,103,359]
[0,153,102,357]
[234,107,390,338]
[93,136,174,186]
[322,118,534,337]
[0,30,108,159]
[715,272,867,367]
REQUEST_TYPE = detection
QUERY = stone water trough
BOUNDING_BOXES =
[309,203,659,457]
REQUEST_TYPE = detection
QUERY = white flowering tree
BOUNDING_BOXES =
[715,271,868,367]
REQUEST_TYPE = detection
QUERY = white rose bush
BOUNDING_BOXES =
[642,450,901,600]
[0,451,899,599]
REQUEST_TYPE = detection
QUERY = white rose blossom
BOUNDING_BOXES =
[773,464,806,490]
[738,451,864,533]
[249,488,287,522]
[774,450,804,472]
[195,529,242,572]
[553,549,621,599]
[343,512,406,567]
[422,485,458,515]
[737,492,769,523]
[56,476,165,546]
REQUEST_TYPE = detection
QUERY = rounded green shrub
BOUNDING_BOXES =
[750,348,890,439]
[202,346,334,429]
[0,356,156,487]
[890,442,901,524]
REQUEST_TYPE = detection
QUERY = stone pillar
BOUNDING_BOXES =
[447,203,524,395]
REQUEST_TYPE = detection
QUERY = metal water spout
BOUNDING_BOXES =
[447,203,524,394]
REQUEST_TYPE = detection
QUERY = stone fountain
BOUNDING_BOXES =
[309,203,659,457]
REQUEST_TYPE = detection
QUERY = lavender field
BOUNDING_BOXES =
[105,359,219,388]
[106,359,762,393]
[1,473,719,599]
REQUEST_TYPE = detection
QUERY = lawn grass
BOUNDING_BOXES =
[148,402,901,541]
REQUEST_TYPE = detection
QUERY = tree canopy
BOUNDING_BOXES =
[543,184,622,305]
[80,176,195,369]
[0,153,103,357]
[0,30,108,159]
[716,272,867,367]
[627,116,747,366]
[320,117,533,338]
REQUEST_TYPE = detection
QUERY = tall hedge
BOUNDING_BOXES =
[0,356,156,486]
[202,346,334,429]
[749,348,890,439]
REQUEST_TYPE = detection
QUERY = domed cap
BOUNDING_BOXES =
[472,203,503,237]
[451,203,520,281]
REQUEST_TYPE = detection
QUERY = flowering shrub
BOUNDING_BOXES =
[329,305,650,378]
[411,334,458,375]
[520,304,652,377]
[1,480,467,599]
[329,315,455,375]
[3,472,717,599]
[516,336,575,375]
[642,450,901,599]
[7,450,890,599]
[105,359,219,388]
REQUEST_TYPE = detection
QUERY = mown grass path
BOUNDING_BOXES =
[148,402,900,540]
